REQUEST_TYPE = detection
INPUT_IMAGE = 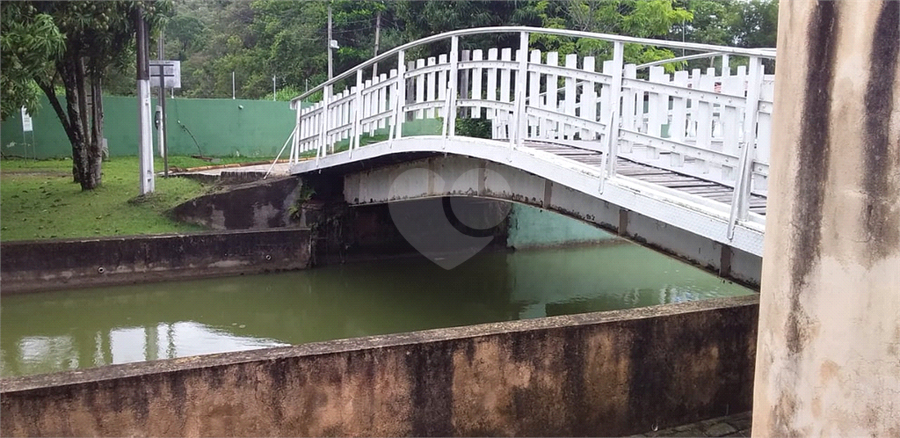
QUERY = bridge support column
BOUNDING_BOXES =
[752,1,899,436]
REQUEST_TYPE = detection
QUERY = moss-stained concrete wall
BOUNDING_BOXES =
[0,228,311,294]
[171,177,303,230]
[0,295,758,437]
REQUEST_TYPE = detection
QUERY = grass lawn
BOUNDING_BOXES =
[0,156,238,242]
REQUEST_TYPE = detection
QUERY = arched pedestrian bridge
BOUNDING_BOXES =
[283,27,777,285]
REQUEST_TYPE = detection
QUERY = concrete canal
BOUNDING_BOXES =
[1,241,752,378]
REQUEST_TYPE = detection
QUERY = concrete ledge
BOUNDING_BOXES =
[0,295,759,437]
[0,228,312,294]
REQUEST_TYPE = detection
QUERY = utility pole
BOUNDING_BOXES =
[273,74,277,101]
[232,71,236,99]
[135,5,154,194]
[372,8,382,78]
[158,28,168,177]
[327,2,334,80]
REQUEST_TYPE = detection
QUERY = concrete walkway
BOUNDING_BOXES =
[168,161,293,184]
[631,412,751,437]
[174,162,291,178]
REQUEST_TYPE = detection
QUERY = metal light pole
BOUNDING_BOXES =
[327,1,333,79]
[372,8,381,78]
[135,6,154,194]
[158,28,168,177]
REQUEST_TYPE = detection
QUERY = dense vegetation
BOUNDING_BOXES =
[117,0,778,101]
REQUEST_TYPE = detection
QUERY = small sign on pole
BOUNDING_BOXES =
[149,60,182,89]
[21,107,33,132]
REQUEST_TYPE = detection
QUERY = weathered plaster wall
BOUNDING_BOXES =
[753,1,900,436]
[0,229,311,294]
[171,176,302,230]
[0,295,758,437]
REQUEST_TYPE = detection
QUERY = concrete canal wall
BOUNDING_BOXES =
[0,177,651,294]
[0,228,311,294]
[0,295,758,437]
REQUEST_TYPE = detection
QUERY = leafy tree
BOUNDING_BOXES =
[680,0,734,46]
[727,0,777,48]
[0,3,65,120]
[528,0,693,71]
[2,1,169,190]
[394,0,538,56]
[166,14,207,61]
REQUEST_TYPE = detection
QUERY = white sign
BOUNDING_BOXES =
[149,60,182,89]
[21,107,33,132]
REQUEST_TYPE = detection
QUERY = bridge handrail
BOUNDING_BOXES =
[291,26,776,104]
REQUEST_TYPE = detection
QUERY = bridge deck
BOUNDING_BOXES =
[525,141,768,215]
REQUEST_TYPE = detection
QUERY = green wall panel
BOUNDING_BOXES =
[1,96,296,159]
[507,204,615,249]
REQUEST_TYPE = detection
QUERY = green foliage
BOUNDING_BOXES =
[288,184,317,222]
[266,85,304,102]
[726,0,778,48]
[455,118,493,140]
[624,0,693,37]
[528,0,693,68]
[677,0,778,48]
[0,3,65,120]
[166,14,207,61]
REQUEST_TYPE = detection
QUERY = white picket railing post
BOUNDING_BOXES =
[291,102,301,164]
[448,36,459,137]
[389,50,406,145]
[512,31,529,148]
[605,41,625,179]
[727,56,763,239]
[352,69,363,158]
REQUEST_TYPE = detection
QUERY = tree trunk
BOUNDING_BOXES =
[72,57,97,190]
[61,60,85,185]
[56,56,103,190]
[83,72,103,189]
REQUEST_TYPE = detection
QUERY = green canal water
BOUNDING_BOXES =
[0,243,753,378]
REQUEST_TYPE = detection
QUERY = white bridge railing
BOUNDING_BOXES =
[285,27,776,237]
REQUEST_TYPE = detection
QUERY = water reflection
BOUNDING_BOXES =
[1,243,752,377]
